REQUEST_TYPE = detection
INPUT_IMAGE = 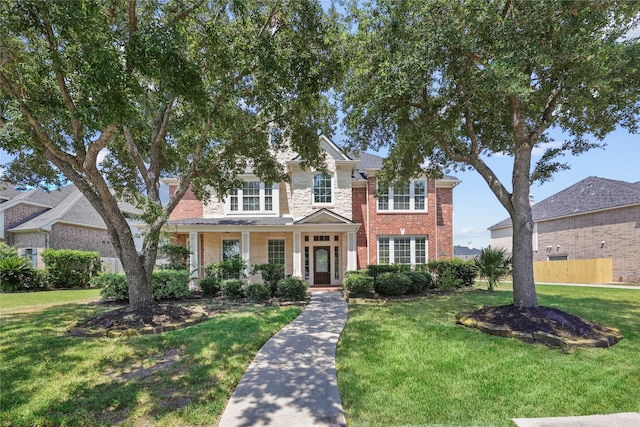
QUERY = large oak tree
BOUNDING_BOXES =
[0,0,342,307]
[343,0,639,308]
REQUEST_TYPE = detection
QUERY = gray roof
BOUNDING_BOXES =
[489,177,640,229]
[454,245,482,257]
[168,217,293,226]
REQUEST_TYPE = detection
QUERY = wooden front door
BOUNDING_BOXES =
[314,246,331,285]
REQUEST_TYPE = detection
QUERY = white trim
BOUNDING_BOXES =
[242,232,251,273]
[293,232,302,277]
[224,181,279,216]
[377,179,428,212]
[189,232,199,284]
[377,235,428,266]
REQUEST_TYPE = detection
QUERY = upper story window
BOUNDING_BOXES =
[313,173,332,204]
[378,179,427,212]
[227,181,278,215]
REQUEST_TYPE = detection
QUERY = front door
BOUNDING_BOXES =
[314,246,331,285]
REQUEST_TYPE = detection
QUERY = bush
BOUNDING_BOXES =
[344,270,368,278]
[375,272,411,296]
[405,271,432,294]
[153,270,191,301]
[245,282,271,302]
[205,256,246,281]
[94,273,128,302]
[42,248,100,289]
[474,247,512,291]
[158,244,190,270]
[221,279,245,300]
[427,259,477,290]
[276,277,308,301]
[251,263,284,295]
[0,242,18,260]
[0,256,33,292]
[342,274,375,298]
[199,276,220,297]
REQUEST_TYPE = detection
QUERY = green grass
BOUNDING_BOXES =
[0,302,301,426]
[0,289,102,313]
[337,285,640,427]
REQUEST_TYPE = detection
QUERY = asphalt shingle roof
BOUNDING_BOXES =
[168,217,293,226]
[489,176,640,229]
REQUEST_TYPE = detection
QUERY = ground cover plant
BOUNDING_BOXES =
[0,301,300,426]
[337,285,640,426]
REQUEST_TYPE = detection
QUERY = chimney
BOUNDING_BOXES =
[529,194,535,206]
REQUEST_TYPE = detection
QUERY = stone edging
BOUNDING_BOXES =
[64,300,308,338]
[455,313,623,348]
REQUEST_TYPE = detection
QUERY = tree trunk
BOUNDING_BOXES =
[510,202,538,308]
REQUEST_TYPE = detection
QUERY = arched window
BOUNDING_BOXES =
[313,173,332,204]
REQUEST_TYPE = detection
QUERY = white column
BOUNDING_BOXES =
[347,231,357,271]
[293,231,302,277]
[241,231,251,275]
[189,232,199,290]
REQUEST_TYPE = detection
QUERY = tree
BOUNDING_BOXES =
[343,0,640,308]
[0,0,342,308]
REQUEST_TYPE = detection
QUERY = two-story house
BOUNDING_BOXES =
[165,136,460,286]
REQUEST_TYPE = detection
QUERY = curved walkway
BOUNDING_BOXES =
[218,291,348,427]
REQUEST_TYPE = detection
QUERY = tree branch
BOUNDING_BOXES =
[531,88,558,140]
[84,124,117,170]
[123,126,150,184]
[166,0,206,29]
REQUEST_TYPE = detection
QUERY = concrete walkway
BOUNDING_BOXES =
[513,412,640,426]
[218,291,348,427]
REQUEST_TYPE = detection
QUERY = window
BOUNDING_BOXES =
[304,246,310,280]
[228,181,278,214]
[377,179,427,211]
[21,248,37,268]
[313,173,332,204]
[378,236,428,266]
[222,240,240,261]
[549,255,568,261]
[268,240,285,266]
[334,246,340,280]
[314,235,330,242]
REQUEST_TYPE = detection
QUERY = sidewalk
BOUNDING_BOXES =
[513,412,640,426]
[217,291,348,427]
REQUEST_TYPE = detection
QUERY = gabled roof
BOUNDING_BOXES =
[294,208,355,225]
[489,176,640,230]
[3,184,142,232]
[454,245,481,257]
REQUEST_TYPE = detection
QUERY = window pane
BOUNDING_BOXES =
[265,186,273,211]
[393,183,410,210]
[394,237,411,264]
[378,192,389,210]
[415,237,426,265]
[334,246,340,280]
[268,240,285,266]
[378,237,390,264]
[230,188,238,211]
[243,181,260,211]
[222,240,240,261]
[414,181,426,210]
[313,173,332,204]
[316,249,329,272]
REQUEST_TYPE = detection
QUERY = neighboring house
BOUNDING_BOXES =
[0,183,142,269]
[165,136,460,286]
[488,176,640,283]
[454,244,481,261]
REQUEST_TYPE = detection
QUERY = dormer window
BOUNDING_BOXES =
[313,173,332,204]
[227,181,278,215]
[377,179,427,212]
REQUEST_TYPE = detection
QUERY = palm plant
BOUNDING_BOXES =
[0,256,33,291]
[474,247,512,291]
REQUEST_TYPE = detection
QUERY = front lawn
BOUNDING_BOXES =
[0,289,102,314]
[0,302,300,426]
[337,285,640,427]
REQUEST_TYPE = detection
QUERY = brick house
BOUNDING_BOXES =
[165,136,460,286]
[0,184,141,269]
[489,177,640,283]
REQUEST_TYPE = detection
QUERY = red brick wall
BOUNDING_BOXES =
[353,177,455,268]
[168,185,203,220]
[4,204,49,245]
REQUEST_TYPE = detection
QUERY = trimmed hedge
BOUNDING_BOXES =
[342,274,375,297]
[221,279,245,300]
[427,259,477,290]
[245,282,271,301]
[94,270,191,302]
[405,271,432,294]
[199,276,220,296]
[42,248,100,289]
[375,272,411,296]
[276,277,308,301]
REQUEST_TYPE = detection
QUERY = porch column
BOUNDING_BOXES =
[241,231,251,274]
[189,231,200,290]
[293,231,302,277]
[347,231,357,271]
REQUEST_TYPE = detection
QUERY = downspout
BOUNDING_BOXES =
[366,177,370,266]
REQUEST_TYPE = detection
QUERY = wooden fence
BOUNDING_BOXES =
[533,258,613,284]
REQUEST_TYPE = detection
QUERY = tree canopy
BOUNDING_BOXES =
[0,0,343,306]
[343,0,640,307]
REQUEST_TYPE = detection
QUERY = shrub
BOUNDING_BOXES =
[245,282,271,302]
[42,249,100,289]
[251,263,284,295]
[405,271,432,294]
[474,247,512,291]
[437,267,462,291]
[205,256,246,281]
[0,256,33,292]
[158,244,190,270]
[427,259,477,289]
[344,270,368,278]
[342,274,375,298]
[0,242,18,260]
[152,270,191,301]
[221,279,245,300]
[200,276,220,297]
[276,277,308,301]
[375,272,411,296]
[94,273,128,302]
